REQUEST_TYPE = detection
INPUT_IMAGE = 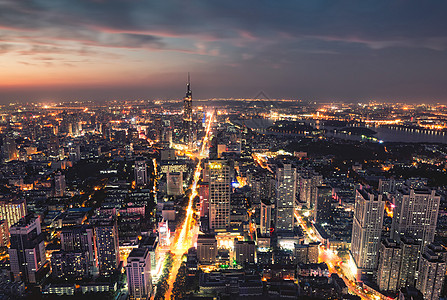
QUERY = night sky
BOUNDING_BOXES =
[1,1,447,103]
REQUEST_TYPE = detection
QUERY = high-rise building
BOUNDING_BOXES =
[160,148,176,161]
[391,187,440,252]
[166,171,183,196]
[126,248,152,300]
[295,242,319,264]
[314,186,332,224]
[299,175,312,207]
[378,178,397,194]
[249,169,275,228]
[397,237,419,290]
[350,187,385,276]
[68,143,81,162]
[51,251,88,280]
[377,239,402,292]
[47,135,60,156]
[9,214,47,283]
[199,183,209,218]
[250,169,276,204]
[54,172,66,197]
[0,220,9,247]
[3,134,18,162]
[0,198,26,230]
[276,163,296,233]
[260,201,273,235]
[416,243,447,300]
[93,217,120,276]
[208,160,231,230]
[197,234,217,264]
[398,287,424,300]
[182,73,193,147]
[60,225,97,276]
[234,241,256,264]
[134,160,148,187]
[127,128,139,143]
[298,171,322,208]
[158,220,170,246]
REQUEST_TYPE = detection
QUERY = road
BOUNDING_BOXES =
[163,112,213,300]
[294,211,373,300]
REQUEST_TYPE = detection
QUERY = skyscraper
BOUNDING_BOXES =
[350,187,385,277]
[134,160,148,187]
[54,172,66,197]
[3,133,18,162]
[391,187,440,252]
[9,214,47,283]
[397,237,419,289]
[126,248,152,300]
[416,243,447,300]
[93,217,120,276]
[260,201,273,235]
[197,234,217,264]
[0,220,9,247]
[60,225,98,276]
[208,160,231,230]
[314,186,332,224]
[276,163,296,233]
[234,241,256,264]
[298,171,322,209]
[166,171,183,196]
[377,239,402,292]
[0,198,26,230]
[51,251,88,280]
[182,73,193,147]
[68,143,81,162]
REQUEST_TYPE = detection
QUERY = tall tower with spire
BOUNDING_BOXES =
[182,73,193,147]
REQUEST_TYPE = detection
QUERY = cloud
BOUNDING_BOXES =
[0,0,447,102]
[1,0,447,54]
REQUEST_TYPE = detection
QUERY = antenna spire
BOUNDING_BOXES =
[186,72,191,96]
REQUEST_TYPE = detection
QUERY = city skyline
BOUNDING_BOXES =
[2,2,447,299]
[1,1,447,103]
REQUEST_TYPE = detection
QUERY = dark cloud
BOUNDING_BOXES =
[0,0,447,102]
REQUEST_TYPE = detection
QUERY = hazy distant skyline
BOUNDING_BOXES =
[1,1,447,103]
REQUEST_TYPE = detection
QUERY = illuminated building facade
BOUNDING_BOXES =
[134,160,148,186]
[197,234,217,264]
[3,133,18,162]
[126,248,152,300]
[416,243,446,300]
[276,163,296,233]
[209,160,231,230]
[350,188,385,276]
[9,214,47,283]
[397,237,419,290]
[314,186,332,224]
[376,239,401,292]
[93,217,120,276]
[158,220,170,246]
[54,172,66,197]
[0,198,26,230]
[0,220,9,247]
[182,73,193,147]
[51,251,88,280]
[60,225,98,276]
[166,171,183,196]
[391,187,440,252]
[260,201,273,235]
[235,241,256,264]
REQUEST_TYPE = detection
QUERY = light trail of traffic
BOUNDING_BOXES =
[294,210,371,300]
[164,112,213,300]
